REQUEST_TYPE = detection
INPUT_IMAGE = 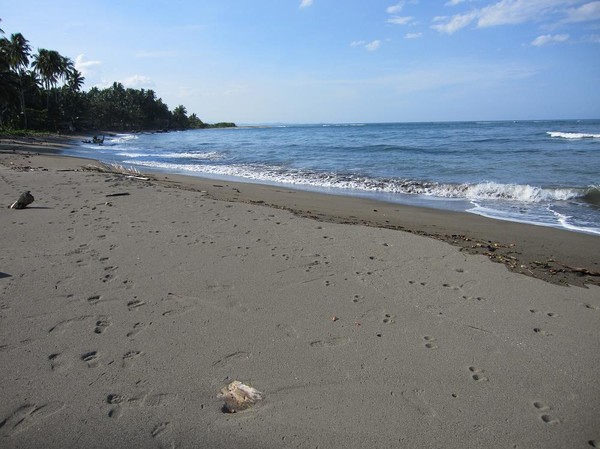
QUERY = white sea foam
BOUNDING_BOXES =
[547,131,600,139]
[126,160,584,204]
[106,134,138,144]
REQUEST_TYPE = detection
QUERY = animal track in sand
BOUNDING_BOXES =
[87,294,102,305]
[423,336,438,349]
[382,313,395,324]
[151,422,171,438]
[529,309,559,318]
[584,303,599,310]
[122,350,143,368]
[0,402,65,436]
[462,295,487,302]
[81,350,100,368]
[309,337,349,348]
[532,400,560,425]
[533,327,552,337]
[127,322,147,338]
[468,366,489,382]
[127,299,146,310]
[48,352,71,371]
[352,294,364,303]
[49,315,93,334]
[94,316,112,334]
[212,351,251,368]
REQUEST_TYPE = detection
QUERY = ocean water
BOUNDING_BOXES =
[65,120,600,235]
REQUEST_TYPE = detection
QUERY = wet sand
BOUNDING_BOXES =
[1,141,599,448]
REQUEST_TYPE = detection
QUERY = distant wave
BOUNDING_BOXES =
[106,134,138,144]
[126,160,589,204]
[547,131,600,139]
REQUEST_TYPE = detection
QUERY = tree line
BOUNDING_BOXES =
[0,23,235,133]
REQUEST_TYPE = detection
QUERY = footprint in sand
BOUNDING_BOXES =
[532,400,560,425]
[0,402,65,436]
[423,336,438,349]
[81,350,100,368]
[468,366,489,382]
[106,392,177,418]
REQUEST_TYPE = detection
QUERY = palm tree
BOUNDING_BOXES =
[32,49,63,101]
[66,68,84,92]
[0,33,32,128]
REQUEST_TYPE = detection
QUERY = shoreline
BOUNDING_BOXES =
[1,135,598,288]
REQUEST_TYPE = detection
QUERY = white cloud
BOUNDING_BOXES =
[445,0,468,5]
[387,1,405,14]
[122,75,155,88]
[432,0,594,34]
[300,0,313,8]
[531,33,570,46]
[405,32,423,39]
[432,12,477,34]
[365,40,382,51]
[387,15,414,25]
[564,1,600,22]
[350,40,382,51]
[74,54,101,76]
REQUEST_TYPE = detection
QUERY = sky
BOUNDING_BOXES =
[2,0,600,123]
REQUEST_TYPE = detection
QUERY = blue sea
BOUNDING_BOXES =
[65,120,600,235]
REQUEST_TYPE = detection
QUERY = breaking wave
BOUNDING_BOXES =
[127,160,590,204]
[547,131,600,139]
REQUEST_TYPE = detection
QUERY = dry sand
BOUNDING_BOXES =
[1,145,599,448]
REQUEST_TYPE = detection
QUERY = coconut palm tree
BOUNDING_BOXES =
[66,68,84,93]
[32,49,63,100]
[0,33,32,128]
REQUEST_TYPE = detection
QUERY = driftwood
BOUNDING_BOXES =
[555,262,600,277]
[105,193,130,197]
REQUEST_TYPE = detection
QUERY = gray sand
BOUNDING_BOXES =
[1,152,599,448]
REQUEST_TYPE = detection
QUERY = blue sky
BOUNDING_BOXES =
[2,0,600,123]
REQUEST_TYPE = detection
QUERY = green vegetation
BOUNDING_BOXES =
[0,22,235,133]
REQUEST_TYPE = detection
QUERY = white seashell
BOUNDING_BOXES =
[218,381,264,413]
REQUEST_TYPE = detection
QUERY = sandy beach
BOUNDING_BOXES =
[1,140,599,448]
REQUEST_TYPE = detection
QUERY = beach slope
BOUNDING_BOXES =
[1,151,599,448]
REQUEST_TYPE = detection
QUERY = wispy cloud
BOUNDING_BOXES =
[432,0,599,35]
[405,32,423,39]
[365,40,382,51]
[563,1,600,23]
[387,1,405,14]
[387,16,414,25]
[531,33,570,46]
[300,0,313,8]
[350,39,382,51]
